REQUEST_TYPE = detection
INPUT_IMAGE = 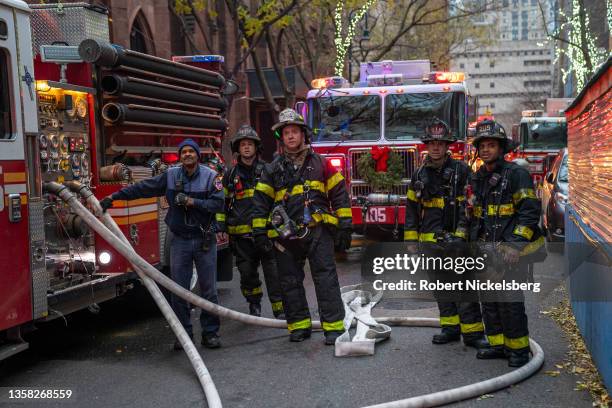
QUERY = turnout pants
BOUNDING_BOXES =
[232,236,283,314]
[274,226,345,333]
[480,264,529,352]
[170,234,220,336]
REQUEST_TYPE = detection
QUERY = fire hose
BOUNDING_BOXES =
[45,182,544,408]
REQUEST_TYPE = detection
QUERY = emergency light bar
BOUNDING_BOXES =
[311,76,348,89]
[40,45,82,63]
[172,55,225,63]
[367,73,403,87]
[423,72,466,84]
[522,110,544,117]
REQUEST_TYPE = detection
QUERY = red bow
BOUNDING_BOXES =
[371,146,390,172]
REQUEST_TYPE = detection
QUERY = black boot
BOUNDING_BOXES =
[201,333,221,349]
[249,303,261,317]
[273,311,286,320]
[432,328,460,344]
[476,345,506,359]
[289,329,311,342]
[324,330,343,345]
[463,334,489,349]
[508,349,530,367]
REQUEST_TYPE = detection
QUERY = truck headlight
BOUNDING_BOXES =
[98,251,112,265]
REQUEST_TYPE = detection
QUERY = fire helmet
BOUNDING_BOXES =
[271,108,309,141]
[230,124,261,153]
[420,119,456,143]
[472,120,513,153]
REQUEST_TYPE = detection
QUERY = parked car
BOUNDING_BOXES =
[541,148,568,251]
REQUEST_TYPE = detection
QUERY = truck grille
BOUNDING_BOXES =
[348,147,417,196]
[350,147,418,180]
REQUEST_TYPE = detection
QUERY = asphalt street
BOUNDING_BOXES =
[0,245,594,408]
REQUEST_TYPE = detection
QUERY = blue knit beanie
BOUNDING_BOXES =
[178,138,201,157]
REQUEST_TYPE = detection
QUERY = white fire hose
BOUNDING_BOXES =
[46,182,544,408]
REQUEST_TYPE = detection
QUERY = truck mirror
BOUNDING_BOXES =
[294,101,307,120]
[222,79,239,96]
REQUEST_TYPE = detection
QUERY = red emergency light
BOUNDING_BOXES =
[328,156,345,173]
[426,72,466,84]
[162,152,179,163]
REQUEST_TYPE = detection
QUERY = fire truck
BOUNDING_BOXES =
[509,98,572,187]
[0,1,233,359]
[300,60,470,239]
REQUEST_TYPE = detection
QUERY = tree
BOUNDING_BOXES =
[539,0,610,92]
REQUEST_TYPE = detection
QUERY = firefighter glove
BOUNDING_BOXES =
[100,197,114,213]
[175,192,189,207]
[335,228,352,251]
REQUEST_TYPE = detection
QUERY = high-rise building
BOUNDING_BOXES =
[450,0,557,130]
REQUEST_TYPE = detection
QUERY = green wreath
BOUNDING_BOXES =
[356,150,403,192]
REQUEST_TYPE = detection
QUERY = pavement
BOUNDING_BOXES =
[0,244,595,408]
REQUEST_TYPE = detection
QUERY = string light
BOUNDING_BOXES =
[334,0,378,76]
[554,0,609,92]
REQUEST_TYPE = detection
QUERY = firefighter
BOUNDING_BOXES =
[251,108,352,344]
[217,125,284,318]
[100,139,224,350]
[404,119,487,348]
[470,120,545,367]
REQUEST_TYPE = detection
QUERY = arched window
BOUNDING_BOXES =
[130,12,154,54]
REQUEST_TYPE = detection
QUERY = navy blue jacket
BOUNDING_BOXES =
[111,164,224,237]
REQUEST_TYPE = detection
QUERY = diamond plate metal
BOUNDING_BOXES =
[158,203,169,265]
[30,3,110,56]
[28,199,48,319]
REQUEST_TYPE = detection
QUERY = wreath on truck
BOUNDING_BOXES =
[356,146,403,192]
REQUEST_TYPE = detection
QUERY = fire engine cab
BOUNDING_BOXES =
[301,60,470,239]
[0,0,232,360]
[510,98,572,187]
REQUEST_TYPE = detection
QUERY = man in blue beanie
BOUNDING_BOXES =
[100,139,225,350]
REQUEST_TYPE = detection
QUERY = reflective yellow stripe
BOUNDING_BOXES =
[267,229,279,238]
[407,189,418,202]
[419,232,437,242]
[242,287,263,296]
[456,195,466,202]
[473,204,515,218]
[215,213,226,222]
[235,188,255,199]
[322,320,345,332]
[453,229,467,239]
[287,318,311,332]
[312,212,338,226]
[513,225,534,240]
[253,218,268,228]
[512,188,537,204]
[255,182,275,199]
[520,236,545,256]
[460,321,484,334]
[223,187,229,196]
[487,333,504,346]
[275,189,287,202]
[422,197,445,209]
[291,185,304,195]
[326,172,344,192]
[271,301,284,312]
[228,225,252,234]
[336,207,352,218]
[440,315,460,326]
[404,230,418,241]
[306,180,325,193]
[504,335,529,349]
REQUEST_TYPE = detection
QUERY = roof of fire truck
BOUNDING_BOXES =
[519,110,566,124]
[1,0,31,12]
[306,60,468,98]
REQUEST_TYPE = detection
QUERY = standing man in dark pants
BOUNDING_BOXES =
[100,139,224,350]
[217,125,284,318]
[404,119,487,348]
[469,120,545,367]
[251,108,352,345]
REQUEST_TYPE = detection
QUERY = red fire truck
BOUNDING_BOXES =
[0,1,232,359]
[508,98,572,187]
[300,60,470,239]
